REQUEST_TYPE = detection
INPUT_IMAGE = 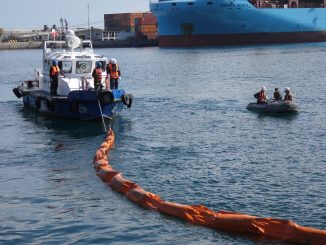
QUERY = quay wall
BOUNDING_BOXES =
[0,41,42,50]
[0,40,157,50]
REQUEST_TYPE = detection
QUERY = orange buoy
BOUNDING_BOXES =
[93,129,326,244]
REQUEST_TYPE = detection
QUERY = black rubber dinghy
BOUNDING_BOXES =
[247,101,298,113]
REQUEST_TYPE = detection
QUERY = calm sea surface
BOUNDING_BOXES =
[0,43,325,244]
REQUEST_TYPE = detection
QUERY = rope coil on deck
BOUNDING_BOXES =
[93,130,326,244]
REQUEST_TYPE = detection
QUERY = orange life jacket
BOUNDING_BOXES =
[258,91,266,102]
[109,64,119,79]
[50,65,60,76]
[94,68,102,82]
[284,93,292,101]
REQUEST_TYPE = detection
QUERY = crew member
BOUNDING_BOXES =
[254,86,268,104]
[92,62,103,90]
[50,60,60,96]
[106,58,121,90]
[283,87,293,101]
[273,88,282,101]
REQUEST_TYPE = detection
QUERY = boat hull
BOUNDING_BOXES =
[247,101,298,113]
[16,87,132,120]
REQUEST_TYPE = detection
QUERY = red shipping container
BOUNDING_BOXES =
[141,25,157,33]
[139,13,157,26]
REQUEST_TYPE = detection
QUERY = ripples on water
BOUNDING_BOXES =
[0,44,325,244]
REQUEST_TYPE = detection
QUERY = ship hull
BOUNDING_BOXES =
[150,0,326,47]
[158,31,326,47]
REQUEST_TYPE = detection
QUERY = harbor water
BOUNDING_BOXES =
[0,43,325,244]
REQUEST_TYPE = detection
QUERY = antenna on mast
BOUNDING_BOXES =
[88,4,92,41]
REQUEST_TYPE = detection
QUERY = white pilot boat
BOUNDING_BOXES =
[13,30,133,120]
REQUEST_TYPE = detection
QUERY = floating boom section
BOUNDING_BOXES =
[93,130,326,244]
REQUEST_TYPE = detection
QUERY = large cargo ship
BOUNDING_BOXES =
[149,0,326,46]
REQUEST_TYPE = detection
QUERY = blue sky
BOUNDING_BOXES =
[0,0,150,30]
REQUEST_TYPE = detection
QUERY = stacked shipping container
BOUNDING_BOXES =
[104,12,157,40]
[135,13,157,40]
[104,13,144,32]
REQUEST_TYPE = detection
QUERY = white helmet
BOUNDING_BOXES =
[284,87,290,92]
[261,86,266,91]
[111,58,117,64]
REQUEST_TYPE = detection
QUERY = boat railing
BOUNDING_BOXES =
[43,40,93,54]
[78,76,92,90]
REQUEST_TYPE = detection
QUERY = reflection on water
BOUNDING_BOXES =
[253,111,299,120]
[18,106,105,138]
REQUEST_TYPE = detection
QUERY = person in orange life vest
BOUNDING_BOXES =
[92,62,103,90]
[50,60,61,96]
[254,86,268,104]
[106,58,121,90]
[273,88,282,101]
[283,87,293,101]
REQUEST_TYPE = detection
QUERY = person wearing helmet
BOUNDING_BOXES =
[106,58,121,90]
[273,88,282,101]
[283,87,293,101]
[254,86,268,104]
[50,60,60,96]
[92,61,103,90]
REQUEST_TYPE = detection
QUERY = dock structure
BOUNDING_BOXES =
[0,11,158,50]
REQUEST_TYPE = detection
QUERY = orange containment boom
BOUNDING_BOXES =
[93,130,326,244]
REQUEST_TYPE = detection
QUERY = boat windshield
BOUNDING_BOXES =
[59,61,72,73]
[76,61,92,74]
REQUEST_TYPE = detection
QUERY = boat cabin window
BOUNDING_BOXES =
[76,61,92,74]
[58,61,72,73]
[75,55,92,59]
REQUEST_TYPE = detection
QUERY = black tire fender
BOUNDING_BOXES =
[121,93,133,108]
[99,91,114,105]
[13,88,22,98]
